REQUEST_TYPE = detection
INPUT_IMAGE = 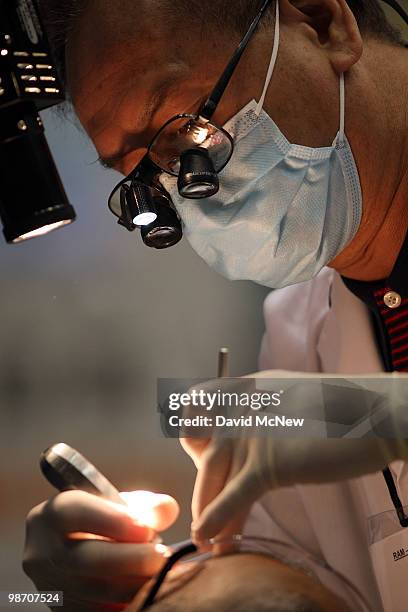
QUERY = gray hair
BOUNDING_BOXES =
[38,0,87,83]
[38,0,404,84]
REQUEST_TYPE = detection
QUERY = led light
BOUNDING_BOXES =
[12,220,72,243]
[1,49,8,56]
[0,104,76,244]
[190,125,209,145]
[120,491,174,529]
[156,543,171,556]
[133,212,158,226]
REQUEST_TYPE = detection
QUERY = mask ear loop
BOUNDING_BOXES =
[256,1,346,147]
[255,0,280,117]
[337,72,346,145]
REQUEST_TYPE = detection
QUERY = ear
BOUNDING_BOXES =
[280,0,363,73]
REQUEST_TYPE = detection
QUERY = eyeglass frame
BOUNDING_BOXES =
[108,0,274,231]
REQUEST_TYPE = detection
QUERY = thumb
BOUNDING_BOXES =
[192,468,259,542]
[120,491,180,532]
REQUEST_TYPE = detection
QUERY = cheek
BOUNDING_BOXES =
[263,32,339,147]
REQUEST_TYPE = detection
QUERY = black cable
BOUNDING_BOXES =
[139,542,198,610]
[200,0,274,119]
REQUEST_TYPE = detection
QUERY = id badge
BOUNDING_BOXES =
[369,507,408,611]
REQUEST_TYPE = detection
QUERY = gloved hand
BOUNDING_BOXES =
[23,490,179,611]
[181,372,408,543]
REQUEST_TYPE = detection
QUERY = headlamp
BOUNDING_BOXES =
[118,182,182,249]
[121,183,158,227]
[110,155,183,250]
[0,0,76,245]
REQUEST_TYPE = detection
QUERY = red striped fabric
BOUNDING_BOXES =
[374,287,408,372]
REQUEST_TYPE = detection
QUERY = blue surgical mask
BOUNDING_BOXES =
[160,7,362,289]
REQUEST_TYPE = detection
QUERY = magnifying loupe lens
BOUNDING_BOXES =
[148,116,233,176]
[141,196,182,249]
[177,148,219,199]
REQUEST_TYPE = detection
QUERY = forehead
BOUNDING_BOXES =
[65,2,185,165]
[69,45,155,155]
[67,14,149,135]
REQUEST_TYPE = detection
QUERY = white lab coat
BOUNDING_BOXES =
[245,268,408,612]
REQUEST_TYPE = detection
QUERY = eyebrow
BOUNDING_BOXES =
[97,78,178,172]
[96,100,157,172]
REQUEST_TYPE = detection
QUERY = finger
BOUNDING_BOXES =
[185,378,254,417]
[44,491,155,542]
[210,508,249,556]
[198,439,249,551]
[180,438,210,468]
[191,439,233,522]
[181,397,215,440]
[193,467,259,542]
[58,540,168,578]
[191,378,254,395]
[210,442,253,546]
[191,436,248,523]
[119,491,179,531]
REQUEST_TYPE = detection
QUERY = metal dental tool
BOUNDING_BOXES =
[217,347,229,378]
[40,442,126,506]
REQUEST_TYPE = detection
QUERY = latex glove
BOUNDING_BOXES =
[181,372,408,543]
[23,490,179,611]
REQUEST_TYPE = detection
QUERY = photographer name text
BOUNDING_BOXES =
[168,415,304,428]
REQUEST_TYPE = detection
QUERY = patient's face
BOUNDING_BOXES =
[127,552,351,611]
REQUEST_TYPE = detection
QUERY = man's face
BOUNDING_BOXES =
[126,552,352,611]
[66,1,240,177]
[66,0,347,178]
